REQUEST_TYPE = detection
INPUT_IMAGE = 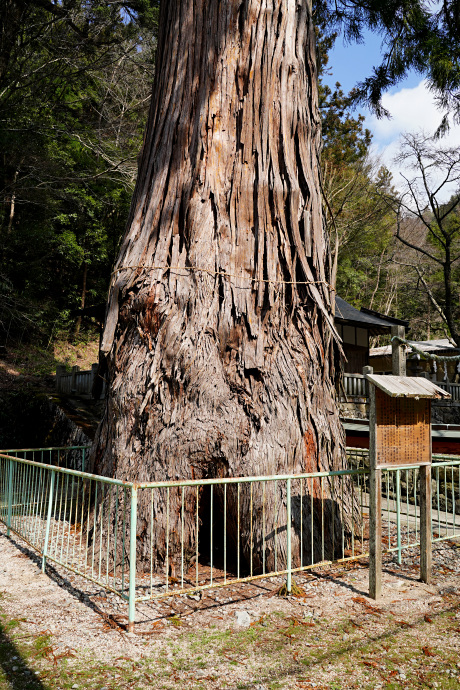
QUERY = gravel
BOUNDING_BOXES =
[0,522,459,688]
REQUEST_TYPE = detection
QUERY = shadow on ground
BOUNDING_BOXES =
[0,623,45,689]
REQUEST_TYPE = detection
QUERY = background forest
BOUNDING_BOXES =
[1,0,459,371]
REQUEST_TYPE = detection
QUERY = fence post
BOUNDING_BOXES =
[42,470,56,573]
[396,469,402,565]
[70,365,79,394]
[286,478,292,594]
[420,465,432,583]
[56,365,66,394]
[6,458,14,537]
[391,324,406,376]
[81,447,86,474]
[366,366,382,600]
[128,485,138,633]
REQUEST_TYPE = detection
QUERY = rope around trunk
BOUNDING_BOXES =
[390,335,460,362]
[111,264,334,290]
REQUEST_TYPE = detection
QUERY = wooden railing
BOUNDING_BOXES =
[56,364,105,399]
[340,373,460,403]
[437,381,460,402]
[56,364,460,405]
[341,373,368,400]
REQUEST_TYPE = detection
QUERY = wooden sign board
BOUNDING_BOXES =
[363,371,446,598]
[375,388,431,468]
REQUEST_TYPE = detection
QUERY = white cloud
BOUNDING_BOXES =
[369,81,445,143]
[366,80,460,200]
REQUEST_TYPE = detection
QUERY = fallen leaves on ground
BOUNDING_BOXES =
[352,596,383,615]
[363,660,379,668]
[422,646,435,657]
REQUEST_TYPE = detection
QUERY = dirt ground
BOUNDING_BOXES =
[0,524,460,689]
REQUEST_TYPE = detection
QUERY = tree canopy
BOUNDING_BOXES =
[0,0,459,351]
[316,0,460,127]
[0,0,159,343]
[392,134,460,344]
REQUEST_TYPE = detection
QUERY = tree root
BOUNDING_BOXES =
[277,580,306,598]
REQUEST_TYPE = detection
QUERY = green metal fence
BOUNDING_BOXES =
[0,449,133,601]
[1,446,90,472]
[0,446,459,632]
[347,447,460,561]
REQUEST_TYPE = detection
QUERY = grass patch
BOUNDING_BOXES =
[0,594,459,688]
[0,620,45,689]
[2,338,99,380]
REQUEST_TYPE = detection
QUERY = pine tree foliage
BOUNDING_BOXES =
[318,81,397,311]
[316,0,460,127]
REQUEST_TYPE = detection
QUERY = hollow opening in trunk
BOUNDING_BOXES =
[198,485,250,577]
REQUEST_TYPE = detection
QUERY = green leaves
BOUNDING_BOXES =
[0,1,157,342]
[319,71,396,314]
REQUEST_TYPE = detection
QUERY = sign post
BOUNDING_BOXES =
[420,462,432,584]
[364,366,382,599]
[364,373,449,599]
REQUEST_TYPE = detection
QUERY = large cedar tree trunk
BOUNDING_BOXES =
[92,0,348,574]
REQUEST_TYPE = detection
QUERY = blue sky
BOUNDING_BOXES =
[322,31,460,198]
[323,28,421,98]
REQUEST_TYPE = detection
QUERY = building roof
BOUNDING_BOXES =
[370,338,460,358]
[365,374,451,399]
[335,297,409,336]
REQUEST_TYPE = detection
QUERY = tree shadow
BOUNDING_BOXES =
[197,484,361,576]
[257,594,460,689]
[0,622,46,689]
[2,530,125,630]
[291,493,358,566]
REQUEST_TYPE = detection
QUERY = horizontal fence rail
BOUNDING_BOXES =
[0,450,134,609]
[0,446,460,631]
[347,447,460,560]
[341,373,460,403]
[132,468,368,609]
[1,446,91,472]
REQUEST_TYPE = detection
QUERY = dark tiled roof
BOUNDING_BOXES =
[335,296,408,335]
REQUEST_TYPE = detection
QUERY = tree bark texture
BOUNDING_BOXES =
[92,0,350,574]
